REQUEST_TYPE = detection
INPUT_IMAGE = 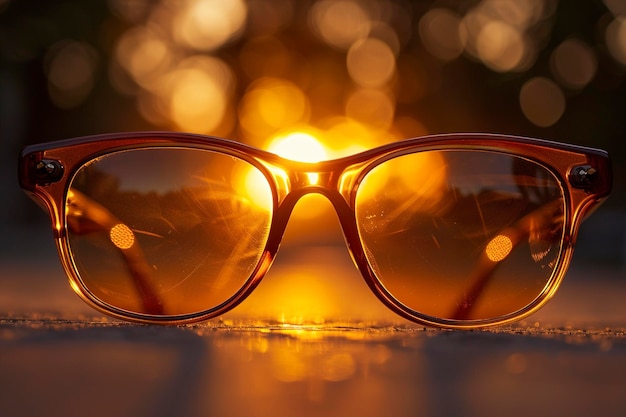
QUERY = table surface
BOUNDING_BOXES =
[1,227,625,417]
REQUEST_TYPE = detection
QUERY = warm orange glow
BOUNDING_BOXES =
[109,223,135,250]
[346,38,396,88]
[274,270,340,326]
[239,78,311,139]
[308,0,371,50]
[236,130,332,217]
[115,26,172,91]
[459,0,546,73]
[485,234,513,262]
[181,326,399,405]
[168,66,227,132]
[224,246,403,326]
[168,56,234,133]
[345,89,395,130]
[171,0,247,51]
[241,167,273,212]
[357,150,448,216]
[114,22,235,134]
[267,132,328,163]
[475,20,526,72]
[103,0,621,155]
[271,347,356,383]
[106,1,417,139]
[321,117,396,157]
[267,131,328,185]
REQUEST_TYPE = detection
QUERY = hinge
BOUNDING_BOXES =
[33,159,64,184]
[569,165,597,189]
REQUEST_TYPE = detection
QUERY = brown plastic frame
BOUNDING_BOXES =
[19,132,612,328]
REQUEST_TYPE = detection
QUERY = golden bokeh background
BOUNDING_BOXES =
[3,0,625,159]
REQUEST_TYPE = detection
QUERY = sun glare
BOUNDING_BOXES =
[242,167,274,212]
[236,131,329,213]
[267,132,329,185]
[267,132,328,163]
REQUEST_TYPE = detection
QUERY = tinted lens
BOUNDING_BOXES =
[66,148,273,316]
[355,150,565,321]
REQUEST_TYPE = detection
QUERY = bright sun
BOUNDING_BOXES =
[267,131,328,185]
[242,131,329,211]
[267,132,328,163]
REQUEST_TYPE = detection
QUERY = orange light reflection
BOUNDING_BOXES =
[223,245,405,327]
[267,131,327,185]
[485,234,513,263]
[109,223,135,250]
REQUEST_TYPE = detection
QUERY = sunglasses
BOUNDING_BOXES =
[19,132,611,328]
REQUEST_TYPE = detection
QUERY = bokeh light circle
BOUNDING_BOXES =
[346,38,396,87]
[519,77,566,127]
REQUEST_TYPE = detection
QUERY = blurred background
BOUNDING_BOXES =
[1,0,625,272]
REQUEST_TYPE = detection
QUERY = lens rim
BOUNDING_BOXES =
[64,146,277,318]
[19,135,286,323]
[352,147,569,325]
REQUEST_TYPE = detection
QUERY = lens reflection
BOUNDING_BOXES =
[355,150,565,321]
[66,148,273,316]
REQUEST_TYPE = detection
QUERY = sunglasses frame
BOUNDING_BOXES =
[19,132,612,328]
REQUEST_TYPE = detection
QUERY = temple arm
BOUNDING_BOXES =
[66,189,165,315]
[451,199,562,320]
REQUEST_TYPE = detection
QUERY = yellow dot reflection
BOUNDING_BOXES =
[485,234,513,262]
[109,223,135,250]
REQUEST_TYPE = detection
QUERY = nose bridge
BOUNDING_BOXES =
[265,162,359,253]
